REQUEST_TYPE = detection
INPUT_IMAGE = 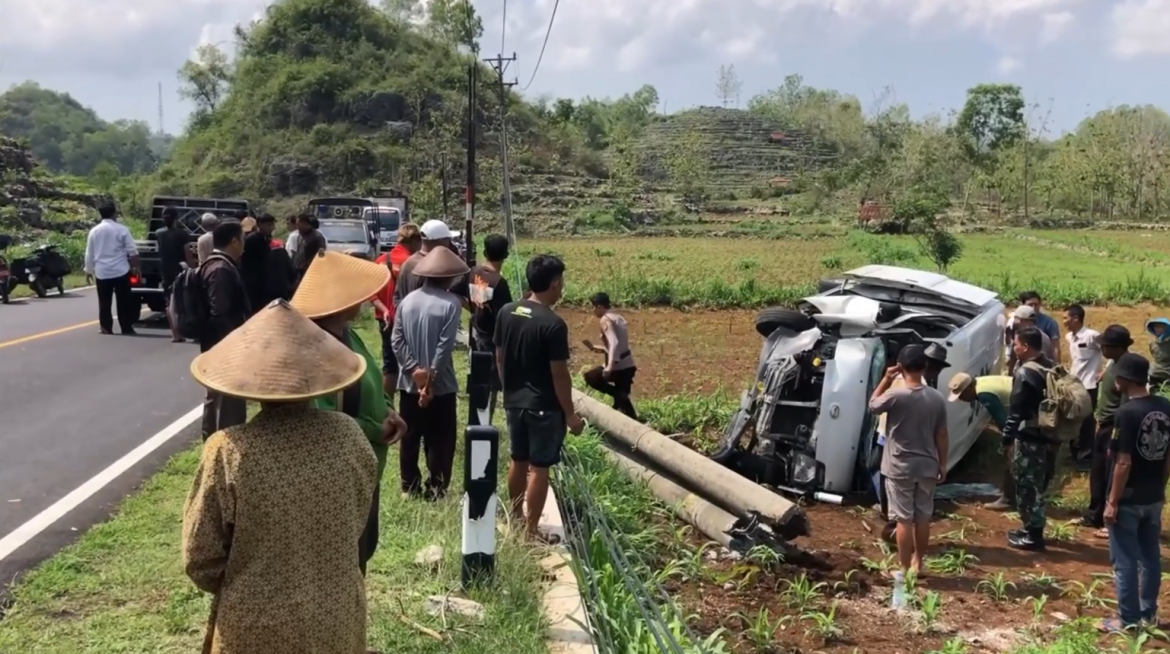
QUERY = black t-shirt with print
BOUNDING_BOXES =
[493,300,569,411]
[1111,394,1170,505]
[469,265,513,342]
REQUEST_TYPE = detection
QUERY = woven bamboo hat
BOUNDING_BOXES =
[190,299,366,401]
[291,250,391,319]
[414,246,470,278]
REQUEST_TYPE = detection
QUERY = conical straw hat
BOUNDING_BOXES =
[191,299,367,401]
[414,246,470,278]
[291,250,391,319]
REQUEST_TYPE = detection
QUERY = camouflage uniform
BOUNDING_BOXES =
[1012,440,1049,531]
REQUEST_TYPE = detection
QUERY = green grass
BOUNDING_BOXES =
[7,273,88,299]
[0,326,549,653]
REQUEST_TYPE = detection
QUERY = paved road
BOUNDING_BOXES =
[0,288,203,595]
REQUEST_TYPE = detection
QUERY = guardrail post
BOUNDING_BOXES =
[462,349,499,588]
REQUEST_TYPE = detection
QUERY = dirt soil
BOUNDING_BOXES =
[562,305,1170,653]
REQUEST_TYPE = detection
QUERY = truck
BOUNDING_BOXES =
[132,196,249,313]
[307,197,378,248]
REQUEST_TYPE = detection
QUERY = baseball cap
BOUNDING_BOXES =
[420,219,453,240]
[1012,305,1037,320]
[897,344,928,370]
[947,373,974,402]
[1114,352,1150,384]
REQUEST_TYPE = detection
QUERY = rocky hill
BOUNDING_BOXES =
[0,136,106,237]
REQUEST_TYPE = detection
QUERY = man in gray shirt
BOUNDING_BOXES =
[391,246,469,499]
[869,344,949,576]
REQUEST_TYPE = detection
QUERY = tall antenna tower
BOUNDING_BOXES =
[157,82,164,135]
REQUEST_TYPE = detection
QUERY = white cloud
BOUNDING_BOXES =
[997,55,1022,74]
[1112,0,1170,58]
[1039,11,1075,43]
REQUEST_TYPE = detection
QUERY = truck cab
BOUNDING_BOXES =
[133,196,249,313]
[362,206,402,252]
[307,198,378,246]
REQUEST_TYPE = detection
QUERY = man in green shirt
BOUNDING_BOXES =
[1082,325,1133,534]
[949,373,1014,509]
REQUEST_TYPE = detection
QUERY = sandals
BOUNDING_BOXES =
[1098,618,1134,634]
[528,530,563,546]
[1093,528,1109,539]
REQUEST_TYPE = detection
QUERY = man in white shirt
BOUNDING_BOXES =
[84,202,140,335]
[1064,304,1102,468]
[196,213,220,265]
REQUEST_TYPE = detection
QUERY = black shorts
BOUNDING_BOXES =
[380,324,398,376]
[507,408,567,468]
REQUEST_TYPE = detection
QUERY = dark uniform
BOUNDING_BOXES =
[1003,354,1054,550]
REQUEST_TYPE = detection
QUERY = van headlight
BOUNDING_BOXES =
[792,453,818,485]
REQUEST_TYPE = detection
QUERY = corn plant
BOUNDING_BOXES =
[1020,572,1060,591]
[734,608,787,650]
[744,544,784,568]
[925,549,979,576]
[1025,595,1049,627]
[802,601,846,643]
[781,572,827,612]
[927,637,971,654]
[976,572,1016,603]
[1061,579,1114,610]
[918,591,943,632]
[1045,519,1078,543]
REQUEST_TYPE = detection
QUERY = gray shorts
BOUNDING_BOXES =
[885,477,937,523]
[506,408,567,468]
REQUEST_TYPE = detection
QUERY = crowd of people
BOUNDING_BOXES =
[82,204,647,653]
[872,291,1170,634]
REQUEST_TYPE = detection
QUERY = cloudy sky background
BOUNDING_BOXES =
[0,0,1168,135]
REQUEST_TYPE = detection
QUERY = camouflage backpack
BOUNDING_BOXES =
[1021,362,1093,442]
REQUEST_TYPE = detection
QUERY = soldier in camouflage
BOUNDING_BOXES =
[1003,326,1056,551]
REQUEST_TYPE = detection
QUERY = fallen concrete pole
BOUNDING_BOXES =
[572,390,808,538]
[602,448,737,549]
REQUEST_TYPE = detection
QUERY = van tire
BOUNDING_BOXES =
[755,308,816,337]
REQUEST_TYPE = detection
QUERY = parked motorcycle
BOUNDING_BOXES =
[8,244,71,298]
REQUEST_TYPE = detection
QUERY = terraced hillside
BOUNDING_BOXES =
[634,106,836,194]
[0,137,106,237]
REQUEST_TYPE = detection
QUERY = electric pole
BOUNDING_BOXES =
[464,63,477,267]
[484,53,518,246]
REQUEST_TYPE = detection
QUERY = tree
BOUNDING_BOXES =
[665,129,707,201]
[955,83,1025,166]
[426,0,483,53]
[715,64,743,108]
[381,0,421,23]
[177,44,233,114]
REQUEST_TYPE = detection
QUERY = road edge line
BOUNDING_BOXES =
[0,404,203,562]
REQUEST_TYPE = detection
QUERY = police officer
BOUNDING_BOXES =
[1003,326,1054,551]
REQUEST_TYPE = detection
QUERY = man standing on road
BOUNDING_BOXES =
[196,213,220,265]
[868,345,949,575]
[391,247,468,500]
[84,202,140,336]
[156,206,192,342]
[1081,325,1133,537]
[1064,305,1103,468]
[494,255,585,545]
[199,221,251,440]
[948,372,1015,510]
[1003,326,1055,551]
[292,214,327,282]
[1102,352,1170,633]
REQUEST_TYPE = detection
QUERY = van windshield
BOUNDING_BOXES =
[377,209,401,231]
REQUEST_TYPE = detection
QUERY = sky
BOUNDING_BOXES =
[1,0,1169,136]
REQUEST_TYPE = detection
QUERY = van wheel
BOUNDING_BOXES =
[32,279,47,298]
[755,308,816,337]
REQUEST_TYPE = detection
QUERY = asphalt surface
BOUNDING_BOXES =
[0,288,203,595]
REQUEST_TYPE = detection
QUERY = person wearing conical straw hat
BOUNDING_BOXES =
[292,250,406,574]
[390,245,469,500]
[182,300,380,654]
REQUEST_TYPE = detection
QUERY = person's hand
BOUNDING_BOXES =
[85,273,93,285]
[567,413,585,435]
[379,317,391,332]
[582,339,594,351]
[884,364,901,380]
[380,409,406,445]
[937,465,947,484]
[1104,501,1118,526]
[602,368,612,380]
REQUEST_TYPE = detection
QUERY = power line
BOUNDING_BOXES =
[521,0,559,91]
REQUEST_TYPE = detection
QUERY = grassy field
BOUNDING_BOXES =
[0,332,550,654]
[505,229,1170,308]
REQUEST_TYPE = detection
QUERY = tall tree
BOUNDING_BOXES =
[177,44,233,114]
[955,83,1026,166]
[715,64,743,108]
[381,0,421,23]
[426,0,483,53]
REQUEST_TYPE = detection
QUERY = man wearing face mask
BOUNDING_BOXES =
[393,219,470,310]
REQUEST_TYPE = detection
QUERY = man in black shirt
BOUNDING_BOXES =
[1082,325,1132,534]
[199,221,251,440]
[1003,326,1055,551]
[1103,352,1170,631]
[494,254,584,544]
[156,206,192,342]
[469,234,513,354]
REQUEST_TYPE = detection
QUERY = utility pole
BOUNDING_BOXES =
[441,151,450,224]
[464,63,477,268]
[157,82,165,136]
[484,53,518,246]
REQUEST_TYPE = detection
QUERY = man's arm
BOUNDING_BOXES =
[121,227,140,271]
[1107,412,1134,521]
[429,302,459,372]
[391,302,419,375]
[204,266,238,340]
[1002,371,1040,445]
[934,399,950,478]
[83,228,95,276]
[548,321,576,418]
[601,317,620,373]
[181,438,235,595]
[868,367,899,412]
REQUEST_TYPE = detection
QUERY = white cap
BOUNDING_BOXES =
[1012,305,1037,320]
[420,219,453,240]
[201,212,220,227]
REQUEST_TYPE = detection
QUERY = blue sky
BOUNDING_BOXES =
[0,0,1167,135]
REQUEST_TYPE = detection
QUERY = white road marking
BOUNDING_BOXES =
[0,405,203,562]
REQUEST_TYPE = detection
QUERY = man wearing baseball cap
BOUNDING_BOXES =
[1007,305,1056,371]
[393,219,468,308]
[1101,352,1170,632]
[1082,325,1134,536]
[949,371,1015,510]
[869,344,949,575]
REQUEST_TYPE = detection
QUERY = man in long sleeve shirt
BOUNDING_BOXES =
[390,247,467,499]
[1002,326,1054,551]
[199,221,251,440]
[1082,325,1134,534]
[84,202,140,335]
